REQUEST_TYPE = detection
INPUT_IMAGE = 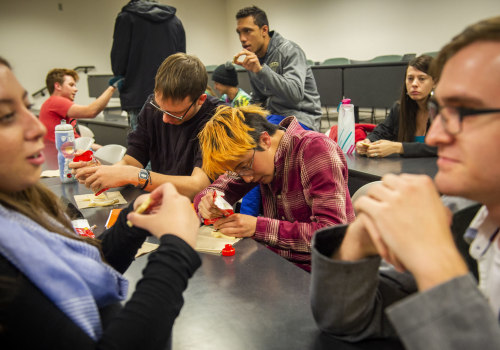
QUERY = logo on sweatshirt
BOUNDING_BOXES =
[269,61,279,71]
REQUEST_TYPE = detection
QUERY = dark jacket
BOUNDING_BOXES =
[111,1,186,110]
[367,102,437,157]
[0,203,201,349]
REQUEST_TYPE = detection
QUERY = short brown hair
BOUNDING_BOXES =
[431,16,500,81]
[45,68,79,95]
[154,53,207,102]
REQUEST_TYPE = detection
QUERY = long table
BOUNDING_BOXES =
[345,153,438,196]
[40,142,404,350]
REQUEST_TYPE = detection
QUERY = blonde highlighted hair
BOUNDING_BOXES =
[198,104,277,180]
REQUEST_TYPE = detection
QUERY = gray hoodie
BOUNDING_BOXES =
[249,31,322,131]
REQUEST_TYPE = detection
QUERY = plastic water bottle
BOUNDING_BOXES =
[337,98,355,155]
[55,120,76,183]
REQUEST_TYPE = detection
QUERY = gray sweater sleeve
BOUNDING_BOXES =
[387,273,500,350]
[310,226,415,341]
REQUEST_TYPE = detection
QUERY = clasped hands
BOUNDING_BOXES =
[340,174,468,291]
[198,191,257,238]
[356,139,403,158]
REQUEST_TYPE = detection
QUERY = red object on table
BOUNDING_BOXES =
[221,244,235,256]
[73,150,109,196]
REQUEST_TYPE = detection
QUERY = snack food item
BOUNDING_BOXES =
[127,196,152,227]
[211,230,236,240]
[72,219,95,238]
[203,190,234,225]
[233,54,246,64]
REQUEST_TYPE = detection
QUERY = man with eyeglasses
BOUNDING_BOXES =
[310,16,500,349]
[71,53,225,200]
[194,105,355,272]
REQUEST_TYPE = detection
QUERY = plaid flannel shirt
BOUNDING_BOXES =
[194,117,355,271]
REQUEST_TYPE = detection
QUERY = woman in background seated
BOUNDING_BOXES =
[356,55,437,158]
[0,57,200,349]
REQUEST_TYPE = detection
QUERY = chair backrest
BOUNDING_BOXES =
[322,57,350,65]
[74,136,95,151]
[421,51,439,58]
[94,144,127,165]
[401,53,416,61]
[78,124,95,138]
[369,55,403,63]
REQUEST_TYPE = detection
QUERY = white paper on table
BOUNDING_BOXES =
[195,225,242,254]
[133,226,241,258]
[74,191,127,209]
[40,170,59,178]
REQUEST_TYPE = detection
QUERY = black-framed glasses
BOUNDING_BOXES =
[428,99,500,135]
[149,96,200,121]
[226,149,256,180]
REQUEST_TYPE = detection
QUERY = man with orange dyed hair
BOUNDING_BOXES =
[194,105,354,271]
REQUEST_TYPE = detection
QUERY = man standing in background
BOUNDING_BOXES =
[233,6,322,131]
[111,0,186,130]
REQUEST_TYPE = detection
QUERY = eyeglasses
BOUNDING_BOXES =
[226,149,256,180]
[149,96,199,121]
[428,99,500,135]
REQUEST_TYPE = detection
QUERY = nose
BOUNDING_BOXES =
[241,174,254,183]
[24,108,46,140]
[425,114,453,147]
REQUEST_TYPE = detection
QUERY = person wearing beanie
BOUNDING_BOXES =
[212,62,251,107]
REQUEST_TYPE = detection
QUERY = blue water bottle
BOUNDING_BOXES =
[55,120,76,183]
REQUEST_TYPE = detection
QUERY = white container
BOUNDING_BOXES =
[55,120,76,183]
[337,98,355,155]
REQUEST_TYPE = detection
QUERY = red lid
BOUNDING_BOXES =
[221,244,235,256]
[73,150,95,162]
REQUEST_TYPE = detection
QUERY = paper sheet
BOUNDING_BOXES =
[74,191,127,209]
[195,225,242,255]
[135,241,159,258]
[133,226,241,258]
[40,170,59,178]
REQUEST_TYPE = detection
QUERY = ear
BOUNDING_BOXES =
[54,82,62,92]
[197,93,208,105]
[259,131,272,150]
[261,24,269,37]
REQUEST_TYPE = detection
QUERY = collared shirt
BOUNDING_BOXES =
[194,117,355,271]
[467,206,500,318]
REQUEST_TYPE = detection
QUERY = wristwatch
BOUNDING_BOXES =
[137,169,150,189]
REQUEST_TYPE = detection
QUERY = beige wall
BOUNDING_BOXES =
[1,0,499,108]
